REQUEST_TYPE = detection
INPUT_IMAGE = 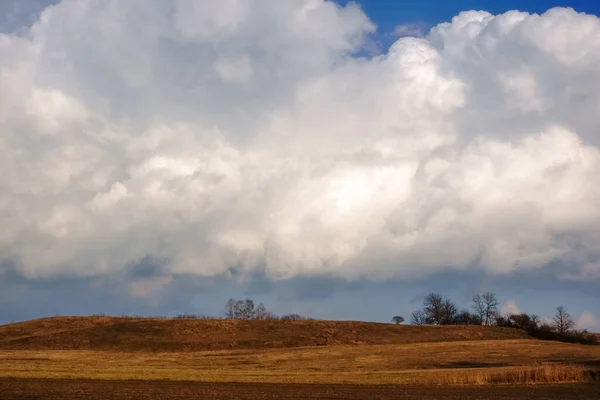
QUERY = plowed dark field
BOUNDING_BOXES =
[1,379,599,400]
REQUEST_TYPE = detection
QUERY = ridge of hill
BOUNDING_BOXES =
[0,316,530,352]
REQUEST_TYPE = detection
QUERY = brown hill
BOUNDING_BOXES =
[0,316,530,352]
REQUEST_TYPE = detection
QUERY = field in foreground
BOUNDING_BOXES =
[1,379,599,400]
[1,339,599,384]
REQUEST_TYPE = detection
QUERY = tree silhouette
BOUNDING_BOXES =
[472,292,499,326]
[552,306,575,336]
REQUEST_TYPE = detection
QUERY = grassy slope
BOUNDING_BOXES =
[0,316,529,352]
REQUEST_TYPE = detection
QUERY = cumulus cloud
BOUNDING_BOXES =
[576,311,600,331]
[501,299,521,316]
[1,2,600,284]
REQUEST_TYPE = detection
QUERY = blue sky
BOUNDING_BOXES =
[1,0,600,331]
[339,0,600,51]
[341,0,600,31]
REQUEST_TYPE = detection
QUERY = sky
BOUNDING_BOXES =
[0,0,600,331]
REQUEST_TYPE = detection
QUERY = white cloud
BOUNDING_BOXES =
[0,2,600,283]
[576,311,600,331]
[393,23,425,38]
[501,300,520,316]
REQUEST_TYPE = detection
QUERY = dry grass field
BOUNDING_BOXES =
[0,317,598,399]
[0,339,598,384]
[0,316,529,351]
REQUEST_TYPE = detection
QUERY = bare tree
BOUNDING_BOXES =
[419,293,458,325]
[224,298,236,319]
[392,316,405,324]
[254,303,278,320]
[423,293,445,325]
[411,310,428,325]
[552,306,575,336]
[472,292,499,326]
[235,299,256,319]
[472,294,486,324]
[440,298,458,325]
[482,292,499,324]
[224,299,254,319]
[253,303,267,320]
[225,299,279,320]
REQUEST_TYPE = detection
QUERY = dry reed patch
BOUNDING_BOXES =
[436,364,600,386]
[487,364,600,384]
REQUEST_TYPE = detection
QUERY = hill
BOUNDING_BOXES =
[0,316,530,352]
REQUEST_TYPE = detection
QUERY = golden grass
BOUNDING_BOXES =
[0,316,530,352]
[0,339,598,385]
[437,364,600,385]
[489,364,599,384]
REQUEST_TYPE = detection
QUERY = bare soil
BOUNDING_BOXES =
[1,379,599,400]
